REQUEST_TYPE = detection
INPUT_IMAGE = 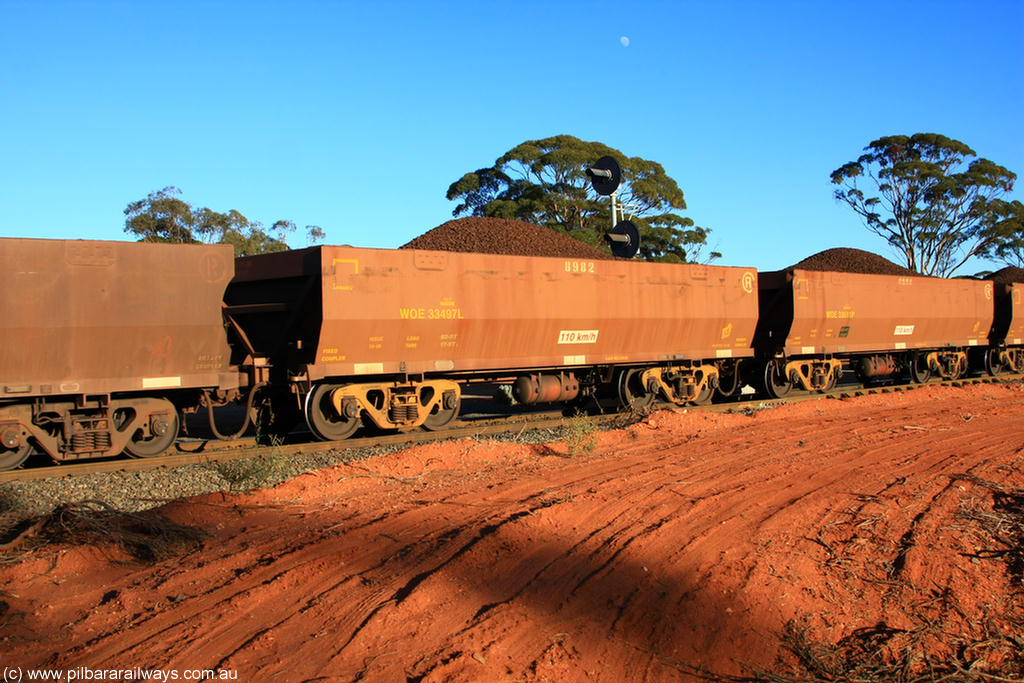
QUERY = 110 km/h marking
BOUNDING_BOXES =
[558,329,599,344]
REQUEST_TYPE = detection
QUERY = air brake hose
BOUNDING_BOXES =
[205,383,266,440]
[720,368,741,397]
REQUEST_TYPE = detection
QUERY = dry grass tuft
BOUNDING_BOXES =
[210,451,288,492]
[561,413,599,457]
[0,500,207,563]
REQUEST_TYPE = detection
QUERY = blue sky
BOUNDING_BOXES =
[2,0,1021,272]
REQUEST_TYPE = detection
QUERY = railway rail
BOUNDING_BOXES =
[2,373,1019,485]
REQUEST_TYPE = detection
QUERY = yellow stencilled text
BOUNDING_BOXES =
[194,353,224,370]
[320,347,347,362]
[564,260,596,274]
[399,307,464,320]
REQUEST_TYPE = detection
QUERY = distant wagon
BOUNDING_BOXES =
[753,268,994,396]
[0,238,237,468]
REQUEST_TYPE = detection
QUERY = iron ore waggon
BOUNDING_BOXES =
[224,246,760,440]
[0,238,238,469]
[753,268,996,396]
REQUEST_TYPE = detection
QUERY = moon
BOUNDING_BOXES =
[620,36,630,47]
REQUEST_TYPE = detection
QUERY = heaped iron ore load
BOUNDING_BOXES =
[226,246,759,438]
[788,247,915,276]
[400,217,613,260]
[0,239,237,468]
[986,266,1024,284]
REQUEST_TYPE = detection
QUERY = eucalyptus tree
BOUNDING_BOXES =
[447,135,718,263]
[124,186,324,256]
[831,134,1019,276]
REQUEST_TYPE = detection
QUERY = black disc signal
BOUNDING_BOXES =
[605,220,640,259]
[586,156,621,196]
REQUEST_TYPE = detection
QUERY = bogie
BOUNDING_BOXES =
[304,379,462,441]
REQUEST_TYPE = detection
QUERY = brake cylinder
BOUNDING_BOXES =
[512,373,580,404]
[856,355,897,378]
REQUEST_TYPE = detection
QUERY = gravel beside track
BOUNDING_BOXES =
[0,445,400,521]
[0,428,571,524]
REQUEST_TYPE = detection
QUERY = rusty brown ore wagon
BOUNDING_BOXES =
[753,269,996,396]
[0,238,238,468]
[224,246,760,440]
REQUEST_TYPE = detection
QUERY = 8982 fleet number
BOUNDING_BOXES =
[565,260,595,274]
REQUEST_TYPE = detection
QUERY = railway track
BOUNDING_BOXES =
[1,374,1020,484]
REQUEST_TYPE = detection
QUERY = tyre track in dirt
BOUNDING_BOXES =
[2,384,1022,681]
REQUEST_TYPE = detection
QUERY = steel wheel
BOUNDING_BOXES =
[124,402,180,458]
[423,389,460,431]
[0,442,32,470]
[985,349,1008,377]
[821,366,840,393]
[909,353,931,384]
[617,369,655,411]
[691,382,714,406]
[1011,349,1024,373]
[305,384,361,441]
[948,354,966,380]
[763,360,792,398]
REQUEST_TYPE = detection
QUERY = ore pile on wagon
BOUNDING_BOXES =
[789,247,915,275]
[986,266,1024,284]
[401,217,613,260]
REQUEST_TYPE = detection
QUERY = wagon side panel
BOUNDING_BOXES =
[0,239,236,398]
[781,270,992,355]
[309,247,758,378]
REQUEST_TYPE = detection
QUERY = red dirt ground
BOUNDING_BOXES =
[2,383,1023,681]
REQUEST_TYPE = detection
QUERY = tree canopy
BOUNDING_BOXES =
[446,135,718,263]
[830,133,1021,277]
[124,187,325,256]
[985,199,1024,267]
